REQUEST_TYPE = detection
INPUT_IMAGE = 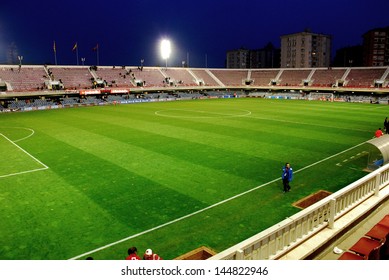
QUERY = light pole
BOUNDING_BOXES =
[18,55,23,65]
[17,55,23,71]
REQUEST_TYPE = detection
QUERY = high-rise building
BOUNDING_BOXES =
[226,48,250,69]
[6,42,19,65]
[249,43,280,69]
[332,45,363,67]
[280,30,332,68]
[362,27,389,66]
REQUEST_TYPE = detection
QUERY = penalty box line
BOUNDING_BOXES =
[70,140,368,260]
[0,133,49,178]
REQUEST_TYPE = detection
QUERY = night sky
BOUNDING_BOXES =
[0,0,388,68]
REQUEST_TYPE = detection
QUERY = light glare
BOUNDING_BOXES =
[160,39,171,60]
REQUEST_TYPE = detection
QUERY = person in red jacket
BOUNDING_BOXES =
[375,128,384,138]
[125,246,141,260]
[143,248,162,260]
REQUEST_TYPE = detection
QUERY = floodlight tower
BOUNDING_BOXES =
[18,55,23,66]
[160,39,171,69]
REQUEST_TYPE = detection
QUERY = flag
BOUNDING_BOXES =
[53,41,56,53]
[72,42,78,52]
[92,43,99,52]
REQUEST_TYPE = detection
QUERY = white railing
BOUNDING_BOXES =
[209,164,389,260]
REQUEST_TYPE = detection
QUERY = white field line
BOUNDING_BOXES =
[14,128,35,142]
[155,109,252,118]
[70,140,367,260]
[155,108,371,133]
[0,127,35,142]
[0,133,48,178]
[244,114,372,133]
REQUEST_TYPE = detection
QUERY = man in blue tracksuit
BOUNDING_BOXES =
[282,163,293,193]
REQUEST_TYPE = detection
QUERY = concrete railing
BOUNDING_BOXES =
[209,164,389,260]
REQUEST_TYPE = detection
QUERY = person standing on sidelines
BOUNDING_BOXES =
[143,249,162,260]
[282,163,293,193]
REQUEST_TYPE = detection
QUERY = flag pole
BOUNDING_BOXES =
[73,42,79,65]
[76,45,79,65]
[53,41,57,65]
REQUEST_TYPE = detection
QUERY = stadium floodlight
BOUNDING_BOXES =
[160,39,171,68]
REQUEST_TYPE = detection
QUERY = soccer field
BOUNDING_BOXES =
[0,98,386,260]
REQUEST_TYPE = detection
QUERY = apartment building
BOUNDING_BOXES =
[280,30,332,68]
[363,27,389,66]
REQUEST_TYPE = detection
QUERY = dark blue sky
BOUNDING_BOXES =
[0,0,388,68]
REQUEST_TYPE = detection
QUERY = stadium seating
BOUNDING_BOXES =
[209,69,248,86]
[250,69,280,86]
[127,67,165,87]
[93,67,135,88]
[377,215,389,227]
[190,69,220,86]
[337,216,389,260]
[310,68,346,87]
[0,66,47,91]
[60,97,80,106]
[278,69,312,86]
[48,67,94,89]
[345,68,387,87]
[349,237,383,260]
[163,68,198,86]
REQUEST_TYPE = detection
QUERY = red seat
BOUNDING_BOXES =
[365,224,389,242]
[365,223,389,259]
[338,251,365,260]
[349,237,383,260]
[377,215,389,228]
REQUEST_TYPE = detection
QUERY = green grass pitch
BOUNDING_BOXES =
[0,98,386,260]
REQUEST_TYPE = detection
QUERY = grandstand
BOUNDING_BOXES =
[0,65,388,94]
[1,65,389,112]
[1,64,389,261]
[4,69,389,115]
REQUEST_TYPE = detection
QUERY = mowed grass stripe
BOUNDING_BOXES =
[230,98,385,132]
[36,121,258,204]
[0,133,47,176]
[42,107,330,184]
[54,103,370,175]
[52,105,341,164]
[0,169,135,259]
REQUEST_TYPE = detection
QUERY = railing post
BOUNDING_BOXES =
[236,249,244,260]
[328,199,336,229]
[375,172,381,197]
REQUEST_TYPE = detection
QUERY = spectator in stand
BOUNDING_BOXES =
[143,248,162,260]
[126,246,141,260]
[375,128,384,138]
